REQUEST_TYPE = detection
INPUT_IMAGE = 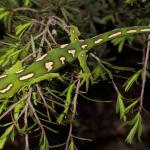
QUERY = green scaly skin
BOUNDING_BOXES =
[0,26,150,99]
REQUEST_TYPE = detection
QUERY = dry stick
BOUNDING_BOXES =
[22,18,58,133]
[34,20,46,40]
[13,7,38,12]
[89,53,104,67]
[36,19,49,58]
[139,35,150,112]
[45,97,65,107]
[44,36,52,48]
[9,103,28,136]
[34,29,47,40]
[46,89,65,102]
[32,19,46,27]
[51,16,69,33]
[112,80,120,95]
[36,18,56,58]
[22,16,66,62]
[34,19,52,114]
[13,103,28,124]
[34,18,59,119]
[65,80,81,150]
[38,20,45,33]
[46,19,57,45]
[25,134,29,150]
[49,142,67,149]
[24,103,29,150]
[27,88,45,134]
[47,29,57,44]
[72,135,92,142]
[36,84,52,120]
[6,96,29,131]
[21,21,45,63]
[90,53,125,97]
[90,53,121,102]
[21,50,41,63]
[37,31,46,58]
[89,52,112,75]
[0,95,28,120]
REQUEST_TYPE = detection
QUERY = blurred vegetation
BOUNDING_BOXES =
[0,0,150,149]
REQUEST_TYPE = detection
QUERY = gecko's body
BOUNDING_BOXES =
[0,26,150,99]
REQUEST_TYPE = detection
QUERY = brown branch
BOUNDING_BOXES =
[47,29,57,45]
[27,88,45,134]
[13,103,28,124]
[13,7,38,13]
[89,52,109,73]
[21,50,41,63]
[36,84,52,120]
[25,134,29,150]
[24,103,29,150]
[65,80,81,150]
[36,18,57,58]
[51,16,69,34]
[0,95,28,120]
[139,35,150,112]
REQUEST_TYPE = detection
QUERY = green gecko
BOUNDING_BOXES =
[0,26,150,99]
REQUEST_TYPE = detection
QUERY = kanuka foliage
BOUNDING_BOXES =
[0,0,150,149]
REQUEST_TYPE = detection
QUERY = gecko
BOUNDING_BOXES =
[0,26,150,99]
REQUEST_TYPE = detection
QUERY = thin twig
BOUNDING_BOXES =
[25,134,29,150]
[36,18,56,58]
[65,80,81,150]
[45,97,64,107]
[89,52,109,73]
[32,19,46,27]
[47,29,57,44]
[21,50,41,63]
[44,37,52,48]
[24,103,29,150]
[51,16,69,33]
[0,95,28,120]
[72,134,92,141]
[139,35,150,112]
[27,88,45,134]
[21,16,67,62]
[13,7,38,12]
[36,84,52,120]
[112,80,120,95]
[13,103,28,124]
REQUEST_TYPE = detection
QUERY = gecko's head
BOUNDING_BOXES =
[69,25,81,37]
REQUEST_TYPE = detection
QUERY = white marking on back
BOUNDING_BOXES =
[36,54,47,62]
[94,39,103,44]
[45,62,54,72]
[60,44,68,48]
[60,57,65,64]
[81,44,88,49]
[127,30,137,33]
[108,32,121,38]
[0,74,7,79]
[68,50,76,57]
[140,29,150,32]
[79,40,84,42]
[16,69,24,74]
[0,84,13,93]
[19,73,34,80]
